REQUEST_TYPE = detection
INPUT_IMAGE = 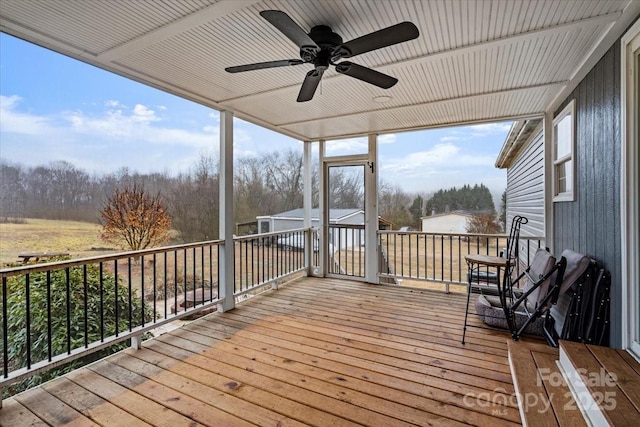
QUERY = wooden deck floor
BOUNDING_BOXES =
[1,277,523,426]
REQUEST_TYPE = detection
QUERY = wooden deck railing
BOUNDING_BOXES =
[378,230,544,291]
[0,228,310,390]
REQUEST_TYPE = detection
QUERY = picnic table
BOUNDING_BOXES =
[18,252,69,263]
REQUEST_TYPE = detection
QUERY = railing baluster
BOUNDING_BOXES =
[415,234,419,279]
[183,249,187,312]
[128,258,132,332]
[66,268,71,354]
[251,238,255,287]
[25,273,31,369]
[141,255,145,326]
[423,234,427,280]
[83,265,88,347]
[200,247,205,306]
[99,262,104,342]
[408,233,412,277]
[173,250,178,318]
[351,227,354,276]
[209,245,213,302]
[2,276,8,378]
[153,254,157,320]
[440,234,444,280]
[458,236,462,285]
[115,260,119,336]
[245,240,249,289]
[46,270,52,362]
[192,247,196,307]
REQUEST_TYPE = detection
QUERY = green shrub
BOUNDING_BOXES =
[1,257,153,397]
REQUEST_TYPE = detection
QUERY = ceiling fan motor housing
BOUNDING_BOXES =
[302,25,347,69]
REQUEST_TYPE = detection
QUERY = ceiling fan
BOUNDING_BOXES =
[225,10,419,102]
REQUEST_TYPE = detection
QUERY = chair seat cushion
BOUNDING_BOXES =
[474,295,544,336]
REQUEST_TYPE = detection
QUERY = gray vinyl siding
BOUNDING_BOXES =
[272,218,304,232]
[506,128,546,262]
[553,40,622,347]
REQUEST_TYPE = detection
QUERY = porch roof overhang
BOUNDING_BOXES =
[495,118,543,169]
[1,1,639,142]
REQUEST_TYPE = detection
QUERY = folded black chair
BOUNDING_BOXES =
[475,248,590,345]
[546,258,611,347]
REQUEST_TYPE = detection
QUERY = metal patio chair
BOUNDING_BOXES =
[462,215,527,344]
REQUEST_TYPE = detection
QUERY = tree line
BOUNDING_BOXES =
[1,154,505,243]
[423,184,495,215]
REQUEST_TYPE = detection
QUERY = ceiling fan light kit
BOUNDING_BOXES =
[225,10,419,102]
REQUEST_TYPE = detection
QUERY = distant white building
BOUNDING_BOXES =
[257,208,391,250]
[420,211,473,234]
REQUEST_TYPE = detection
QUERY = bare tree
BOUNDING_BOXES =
[378,182,412,228]
[466,212,502,235]
[0,161,25,221]
[169,153,219,242]
[100,185,172,250]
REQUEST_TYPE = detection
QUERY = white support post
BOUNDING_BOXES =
[543,111,554,253]
[303,141,313,275]
[130,334,142,350]
[318,140,326,277]
[365,134,379,284]
[218,111,235,312]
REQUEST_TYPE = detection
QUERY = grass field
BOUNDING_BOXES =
[0,218,110,267]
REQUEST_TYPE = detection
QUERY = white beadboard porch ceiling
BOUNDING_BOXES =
[1,0,638,141]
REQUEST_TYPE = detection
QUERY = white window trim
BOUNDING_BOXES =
[621,19,640,356]
[552,100,576,202]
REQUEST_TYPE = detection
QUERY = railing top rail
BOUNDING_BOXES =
[233,227,310,242]
[0,239,223,278]
[328,224,364,229]
[377,230,544,240]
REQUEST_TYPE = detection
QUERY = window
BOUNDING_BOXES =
[553,100,575,201]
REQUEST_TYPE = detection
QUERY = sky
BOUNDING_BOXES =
[0,33,509,198]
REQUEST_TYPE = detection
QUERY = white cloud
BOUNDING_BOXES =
[131,104,159,123]
[382,142,495,177]
[378,133,396,144]
[326,137,368,154]
[440,136,460,142]
[0,95,57,135]
[1,95,219,150]
[467,122,511,136]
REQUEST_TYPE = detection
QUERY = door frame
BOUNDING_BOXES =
[323,156,368,282]
[320,135,379,284]
[621,19,640,354]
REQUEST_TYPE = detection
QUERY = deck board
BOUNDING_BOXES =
[1,277,523,426]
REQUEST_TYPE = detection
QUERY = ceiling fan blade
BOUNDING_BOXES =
[297,69,324,102]
[335,62,398,89]
[225,59,304,73]
[260,10,319,52]
[332,22,419,60]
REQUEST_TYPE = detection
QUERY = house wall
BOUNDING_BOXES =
[272,218,304,232]
[553,40,622,346]
[506,128,546,260]
[421,214,470,233]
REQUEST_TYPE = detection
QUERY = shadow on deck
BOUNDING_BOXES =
[1,277,521,426]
